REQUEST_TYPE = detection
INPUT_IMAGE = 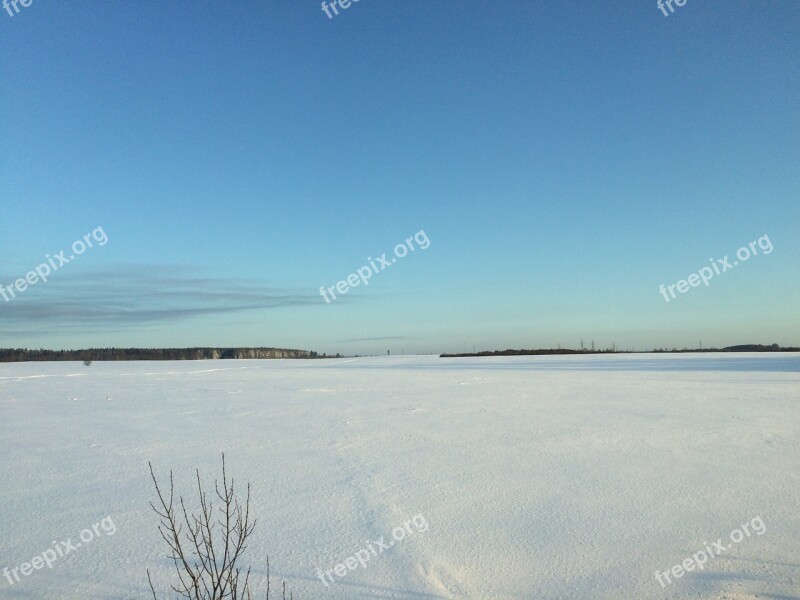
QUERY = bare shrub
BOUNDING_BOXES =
[147,455,293,599]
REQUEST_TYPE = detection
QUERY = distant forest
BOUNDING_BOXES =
[0,347,330,363]
[440,344,800,358]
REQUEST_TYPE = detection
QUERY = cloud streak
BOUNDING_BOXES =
[334,336,411,343]
[0,264,317,334]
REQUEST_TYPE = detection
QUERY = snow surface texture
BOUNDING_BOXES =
[0,354,798,599]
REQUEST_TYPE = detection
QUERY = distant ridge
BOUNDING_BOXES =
[440,344,800,358]
[0,347,322,363]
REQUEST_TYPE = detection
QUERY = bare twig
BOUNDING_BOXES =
[146,455,293,600]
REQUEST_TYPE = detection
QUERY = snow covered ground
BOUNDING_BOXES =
[0,353,798,599]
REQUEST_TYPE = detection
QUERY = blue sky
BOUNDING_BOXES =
[1,0,798,355]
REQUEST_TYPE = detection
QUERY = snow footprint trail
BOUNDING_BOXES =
[322,382,510,598]
[418,560,471,598]
[327,414,457,596]
[330,416,410,531]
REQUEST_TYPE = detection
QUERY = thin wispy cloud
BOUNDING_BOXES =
[334,336,411,343]
[0,265,319,334]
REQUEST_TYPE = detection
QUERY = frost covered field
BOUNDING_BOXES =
[0,354,798,599]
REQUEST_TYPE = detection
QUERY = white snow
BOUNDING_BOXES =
[0,353,798,599]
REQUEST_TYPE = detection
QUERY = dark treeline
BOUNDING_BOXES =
[440,344,800,358]
[0,347,321,362]
[442,348,596,358]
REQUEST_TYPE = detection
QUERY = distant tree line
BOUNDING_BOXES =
[441,344,799,358]
[441,348,599,358]
[652,344,800,353]
[0,347,321,363]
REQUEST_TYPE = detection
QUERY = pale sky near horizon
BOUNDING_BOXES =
[1,1,799,355]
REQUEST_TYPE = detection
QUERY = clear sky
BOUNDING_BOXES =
[1,0,798,355]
